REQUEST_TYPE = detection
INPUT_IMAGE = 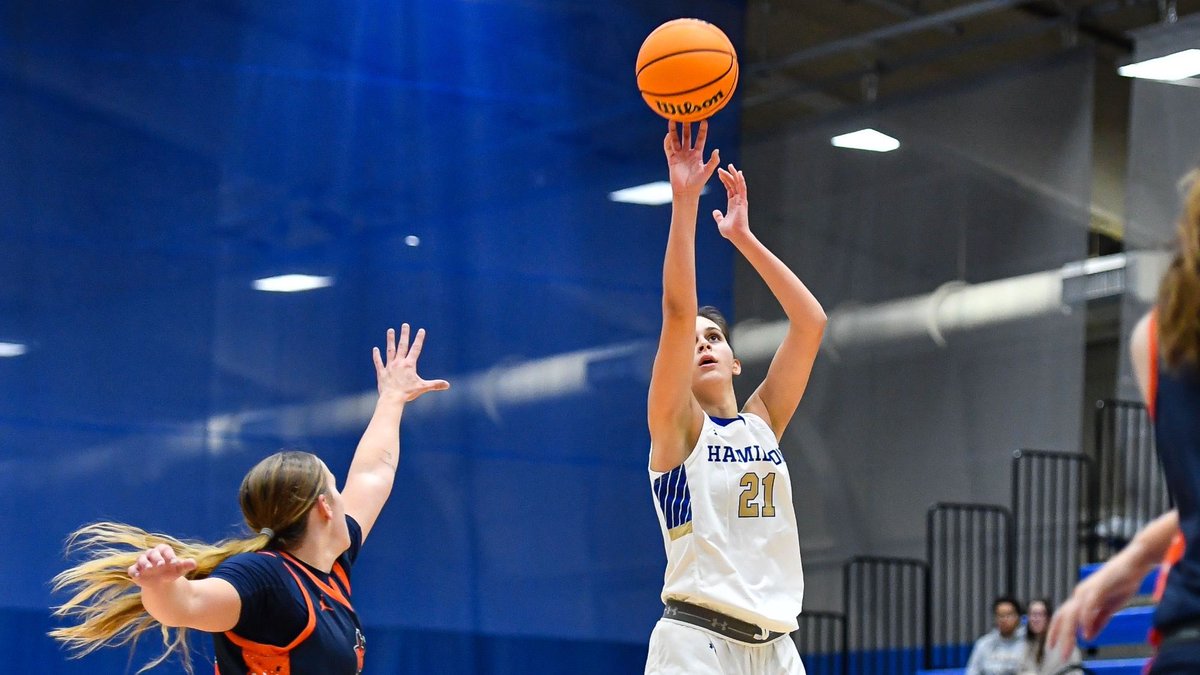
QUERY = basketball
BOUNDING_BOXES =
[636,18,738,123]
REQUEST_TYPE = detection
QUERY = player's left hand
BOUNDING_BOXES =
[373,324,450,404]
[712,164,750,241]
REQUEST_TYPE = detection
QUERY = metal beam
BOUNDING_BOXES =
[745,16,1064,109]
[1016,1,1136,51]
[749,0,1031,76]
[849,0,966,36]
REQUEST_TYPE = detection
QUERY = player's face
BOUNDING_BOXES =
[692,316,739,387]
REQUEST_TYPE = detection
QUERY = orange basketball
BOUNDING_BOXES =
[636,18,738,123]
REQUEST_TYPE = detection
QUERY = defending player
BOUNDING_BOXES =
[51,325,448,674]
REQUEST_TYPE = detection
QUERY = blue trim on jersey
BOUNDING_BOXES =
[709,415,743,427]
[653,464,692,530]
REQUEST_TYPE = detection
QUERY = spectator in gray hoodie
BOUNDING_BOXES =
[967,597,1027,675]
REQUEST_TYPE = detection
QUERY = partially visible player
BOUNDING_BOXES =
[51,325,448,674]
[645,119,826,675]
[1049,170,1200,673]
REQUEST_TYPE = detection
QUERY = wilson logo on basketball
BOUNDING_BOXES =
[654,90,727,118]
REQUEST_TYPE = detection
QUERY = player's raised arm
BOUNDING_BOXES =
[343,325,449,543]
[713,165,826,440]
[648,120,720,472]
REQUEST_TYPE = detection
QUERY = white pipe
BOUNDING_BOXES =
[733,251,1169,362]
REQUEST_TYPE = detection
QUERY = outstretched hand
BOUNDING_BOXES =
[712,164,749,241]
[1047,556,1144,660]
[373,324,451,404]
[128,544,196,588]
[664,120,720,199]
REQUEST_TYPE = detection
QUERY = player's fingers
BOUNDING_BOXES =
[1047,605,1074,657]
[712,210,723,224]
[157,545,179,565]
[385,328,396,363]
[407,328,426,362]
[373,347,384,376]
[395,323,409,359]
[682,121,691,149]
[695,120,708,152]
[665,120,679,154]
[423,379,450,392]
[702,149,720,175]
[717,169,734,191]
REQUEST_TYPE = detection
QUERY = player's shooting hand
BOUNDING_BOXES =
[665,119,719,199]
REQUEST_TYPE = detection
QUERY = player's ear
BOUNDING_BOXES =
[316,494,334,520]
[732,358,741,376]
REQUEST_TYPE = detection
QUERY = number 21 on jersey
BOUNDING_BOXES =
[738,472,777,518]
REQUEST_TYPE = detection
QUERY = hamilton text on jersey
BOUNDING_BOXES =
[705,444,784,465]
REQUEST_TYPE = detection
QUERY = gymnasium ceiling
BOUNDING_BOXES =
[741,0,1200,134]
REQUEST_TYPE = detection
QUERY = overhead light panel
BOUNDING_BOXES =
[0,342,27,357]
[1118,49,1200,81]
[831,129,900,153]
[252,274,334,293]
[609,181,707,206]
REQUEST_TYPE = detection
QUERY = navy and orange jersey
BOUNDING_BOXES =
[209,516,366,675]
[1146,310,1200,635]
[1145,313,1185,650]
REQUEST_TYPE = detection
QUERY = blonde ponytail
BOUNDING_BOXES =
[50,523,271,673]
[50,450,327,673]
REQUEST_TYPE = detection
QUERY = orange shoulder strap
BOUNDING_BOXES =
[220,552,317,673]
[279,551,354,611]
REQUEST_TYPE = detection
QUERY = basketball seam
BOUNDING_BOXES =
[639,58,736,98]
[635,48,733,78]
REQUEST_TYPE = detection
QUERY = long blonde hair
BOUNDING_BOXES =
[1159,169,1200,369]
[50,451,329,672]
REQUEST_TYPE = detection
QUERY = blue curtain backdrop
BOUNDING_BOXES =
[0,1,744,672]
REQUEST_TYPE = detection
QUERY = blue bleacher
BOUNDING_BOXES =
[918,658,1148,675]
[917,564,1159,675]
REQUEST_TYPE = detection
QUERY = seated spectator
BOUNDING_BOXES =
[967,597,1026,675]
[1021,598,1081,675]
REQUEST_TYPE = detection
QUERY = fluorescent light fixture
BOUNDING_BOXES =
[831,128,900,152]
[252,274,333,293]
[0,342,27,357]
[1118,49,1200,81]
[404,235,421,247]
[608,181,707,206]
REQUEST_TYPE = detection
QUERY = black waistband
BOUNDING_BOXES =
[661,600,787,645]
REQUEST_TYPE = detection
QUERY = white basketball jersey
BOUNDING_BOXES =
[649,413,804,633]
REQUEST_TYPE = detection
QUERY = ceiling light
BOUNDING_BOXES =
[1118,49,1200,81]
[252,274,334,293]
[831,129,900,153]
[404,235,421,247]
[0,342,27,357]
[609,181,707,206]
